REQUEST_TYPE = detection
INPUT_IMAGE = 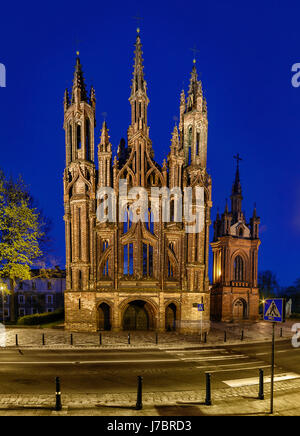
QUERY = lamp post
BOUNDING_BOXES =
[0,284,5,325]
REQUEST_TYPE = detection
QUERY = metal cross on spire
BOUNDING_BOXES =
[133,15,143,33]
[190,45,200,64]
[234,153,242,167]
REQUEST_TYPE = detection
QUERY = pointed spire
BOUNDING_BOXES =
[186,61,203,111]
[232,154,242,195]
[99,121,111,153]
[252,202,257,218]
[225,198,229,214]
[71,54,88,104]
[171,124,179,149]
[180,89,185,106]
[131,29,147,97]
[89,85,96,109]
[64,88,70,111]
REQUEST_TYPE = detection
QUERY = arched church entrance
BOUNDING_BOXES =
[165,303,177,331]
[233,299,247,320]
[98,302,111,331]
[123,300,154,331]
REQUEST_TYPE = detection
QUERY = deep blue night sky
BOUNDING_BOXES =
[0,0,299,287]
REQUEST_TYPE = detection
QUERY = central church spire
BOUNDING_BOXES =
[129,29,149,135]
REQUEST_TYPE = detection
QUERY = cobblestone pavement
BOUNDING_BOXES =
[0,377,299,415]
[0,320,295,349]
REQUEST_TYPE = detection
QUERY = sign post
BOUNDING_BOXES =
[263,298,285,414]
[198,304,204,342]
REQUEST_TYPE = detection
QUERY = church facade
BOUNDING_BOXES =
[62,31,260,332]
[210,158,261,322]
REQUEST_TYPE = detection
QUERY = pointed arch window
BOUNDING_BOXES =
[145,208,154,234]
[196,132,200,156]
[234,255,244,281]
[69,124,73,161]
[85,118,90,160]
[168,259,174,278]
[103,259,109,277]
[77,124,82,149]
[143,243,153,276]
[123,207,133,234]
[123,243,133,276]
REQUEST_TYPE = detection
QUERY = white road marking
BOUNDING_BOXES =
[180,355,248,361]
[196,361,266,369]
[0,358,179,365]
[223,372,300,387]
[209,365,271,374]
[167,349,227,354]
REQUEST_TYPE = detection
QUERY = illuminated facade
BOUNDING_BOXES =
[62,31,212,332]
[210,159,261,321]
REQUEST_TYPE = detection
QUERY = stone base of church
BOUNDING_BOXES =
[210,285,259,322]
[64,289,211,334]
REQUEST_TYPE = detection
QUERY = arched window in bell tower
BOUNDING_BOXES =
[187,126,192,165]
[85,118,90,161]
[234,255,244,281]
[77,124,82,149]
[196,132,200,156]
[69,124,73,162]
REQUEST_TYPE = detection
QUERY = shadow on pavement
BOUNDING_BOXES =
[155,405,206,416]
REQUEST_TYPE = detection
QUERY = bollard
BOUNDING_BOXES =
[16,334,18,347]
[204,331,207,343]
[258,369,264,400]
[42,333,45,346]
[128,333,130,345]
[224,331,227,342]
[280,328,283,338]
[155,332,158,345]
[99,333,102,345]
[55,377,62,411]
[135,376,143,410]
[70,333,73,346]
[205,373,212,406]
[241,330,244,341]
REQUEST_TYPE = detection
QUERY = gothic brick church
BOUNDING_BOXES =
[62,30,260,332]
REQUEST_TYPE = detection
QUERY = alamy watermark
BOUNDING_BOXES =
[291,323,300,348]
[96,180,205,234]
[0,63,6,87]
[291,63,300,87]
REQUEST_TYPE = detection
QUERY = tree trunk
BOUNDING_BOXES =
[9,278,16,323]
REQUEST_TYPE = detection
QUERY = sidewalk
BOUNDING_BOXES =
[0,320,295,350]
[0,377,299,415]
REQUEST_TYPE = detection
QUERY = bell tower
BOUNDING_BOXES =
[211,157,261,322]
[63,54,97,324]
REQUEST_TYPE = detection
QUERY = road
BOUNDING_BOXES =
[0,339,298,395]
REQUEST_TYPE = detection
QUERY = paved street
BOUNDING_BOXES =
[0,339,299,406]
[0,322,299,415]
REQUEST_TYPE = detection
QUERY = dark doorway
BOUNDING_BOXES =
[98,303,111,331]
[123,300,150,331]
[233,299,247,320]
[165,303,177,331]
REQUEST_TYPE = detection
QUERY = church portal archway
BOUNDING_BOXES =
[165,303,177,331]
[233,299,247,320]
[122,300,154,331]
[98,302,111,331]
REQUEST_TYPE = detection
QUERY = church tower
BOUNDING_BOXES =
[210,156,260,321]
[63,54,97,329]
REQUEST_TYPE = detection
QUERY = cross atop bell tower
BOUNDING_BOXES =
[231,153,243,221]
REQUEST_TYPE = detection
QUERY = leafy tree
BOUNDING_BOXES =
[0,171,45,321]
[258,270,280,300]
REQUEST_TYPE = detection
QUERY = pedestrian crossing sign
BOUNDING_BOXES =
[263,298,285,323]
